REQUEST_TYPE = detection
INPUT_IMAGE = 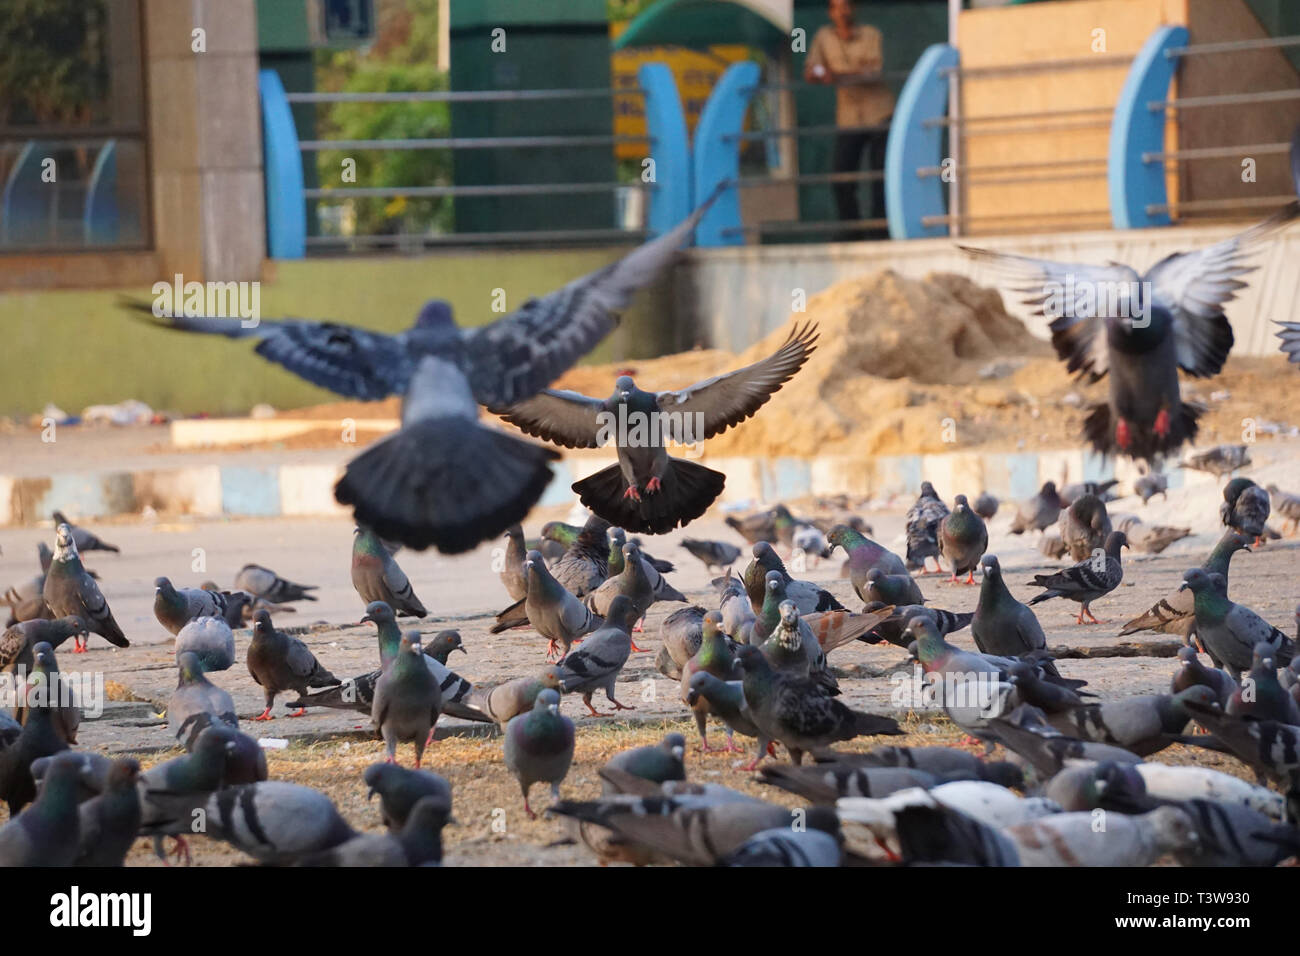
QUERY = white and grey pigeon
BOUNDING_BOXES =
[126,206,710,553]
[962,200,1299,461]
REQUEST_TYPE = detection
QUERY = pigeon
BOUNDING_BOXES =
[685,672,766,751]
[504,688,575,819]
[1059,492,1112,562]
[1173,799,1300,867]
[905,482,949,574]
[199,584,256,627]
[137,725,249,862]
[1184,444,1255,482]
[424,630,465,666]
[351,526,427,617]
[682,538,742,573]
[131,205,712,552]
[714,573,757,642]
[372,632,442,767]
[175,616,236,672]
[972,491,999,521]
[1038,532,1069,560]
[0,750,83,866]
[1006,806,1198,866]
[146,781,358,865]
[735,643,901,768]
[42,524,128,653]
[617,534,676,574]
[827,524,909,603]
[295,793,450,867]
[744,541,846,614]
[863,603,972,649]
[751,572,888,666]
[363,762,453,831]
[1134,472,1169,504]
[937,495,988,584]
[1180,567,1293,678]
[791,523,832,562]
[970,555,1047,656]
[987,704,1142,777]
[50,511,119,553]
[1170,645,1236,707]
[74,757,142,866]
[962,201,1299,460]
[586,541,684,630]
[0,617,85,672]
[470,670,564,727]
[725,510,777,545]
[1220,477,1270,546]
[233,563,318,603]
[680,611,741,749]
[247,609,342,719]
[1043,760,1153,813]
[1027,530,1126,625]
[759,763,953,804]
[1058,479,1119,507]
[1049,685,1217,755]
[1182,699,1300,786]
[863,568,925,608]
[492,550,602,659]
[0,642,72,814]
[759,600,838,692]
[1114,514,1190,554]
[496,325,817,534]
[721,827,842,867]
[1279,320,1300,365]
[1009,481,1062,535]
[153,576,233,636]
[1267,484,1300,535]
[498,524,529,601]
[548,514,612,597]
[603,734,686,793]
[1120,530,1250,639]
[1134,763,1284,819]
[653,605,705,679]
[1226,642,1300,724]
[907,617,1022,737]
[168,651,238,749]
[551,595,636,715]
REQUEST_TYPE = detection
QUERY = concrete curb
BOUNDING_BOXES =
[0,445,1188,526]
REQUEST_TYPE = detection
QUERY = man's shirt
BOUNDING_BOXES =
[807,23,895,128]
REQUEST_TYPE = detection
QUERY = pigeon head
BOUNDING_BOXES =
[952,494,969,512]
[176,651,206,684]
[685,670,717,706]
[1222,476,1255,505]
[1148,806,1199,855]
[193,724,240,761]
[613,375,636,400]
[535,688,562,715]
[539,666,564,689]
[734,644,769,674]
[764,570,784,597]
[50,616,88,641]
[399,631,423,656]
[362,600,396,625]
[1040,481,1058,498]
[154,576,174,593]
[1252,642,1277,671]
[980,554,1001,577]
[1104,531,1128,556]
[523,549,546,577]
[504,524,523,541]
[622,542,640,565]
[865,568,883,584]
[920,481,938,498]
[825,524,863,552]
[32,640,56,672]
[1176,645,1200,667]
[105,757,142,791]
[702,610,723,637]
[53,522,78,558]
[660,733,687,761]
[1179,568,1210,593]
[252,609,274,634]
[431,630,466,656]
[1173,684,1219,710]
[413,299,456,334]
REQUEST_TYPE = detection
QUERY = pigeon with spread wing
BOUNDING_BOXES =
[961,200,1299,462]
[124,207,709,553]
[491,323,818,533]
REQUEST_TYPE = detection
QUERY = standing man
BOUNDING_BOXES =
[804,0,894,239]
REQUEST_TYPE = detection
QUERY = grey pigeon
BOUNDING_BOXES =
[175,615,236,672]
[1180,567,1293,678]
[1120,530,1250,639]
[714,573,757,642]
[351,526,426,617]
[0,643,70,813]
[603,734,686,794]
[296,794,450,867]
[363,762,453,831]
[1134,472,1168,504]
[470,670,563,727]
[372,631,442,767]
[863,603,972,649]
[971,556,1047,656]
[504,688,575,819]
[1008,481,1061,535]
[50,511,119,553]
[904,482,948,573]
[1267,483,1300,535]
[725,509,777,545]
[1220,477,1270,545]
[0,617,85,672]
[153,576,230,635]
[1006,807,1198,866]
[938,495,988,584]
[1059,493,1112,562]
[1174,799,1300,867]
[863,568,924,608]
[0,750,83,866]
[681,538,742,573]
[1182,699,1300,785]
[1225,641,1300,724]
[42,524,128,652]
[962,201,1299,459]
[735,643,901,768]
[1050,685,1218,755]
[1170,645,1236,707]
[984,705,1142,778]
[1114,514,1190,554]
[551,595,636,715]
[499,524,528,601]
[972,491,999,520]
[233,563,318,603]
[132,206,710,552]
[722,827,842,867]
[496,324,817,534]
[1058,479,1119,507]
[743,540,846,614]
[74,757,142,866]
[1027,530,1126,625]
[587,541,685,631]
[1181,444,1250,479]
[247,609,341,719]
[491,549,601,659]
[168,651,238,750]
[424,630,465,665]
[685,672,766,754]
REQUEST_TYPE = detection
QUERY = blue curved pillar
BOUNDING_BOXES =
[885,43,958,239]
[692,60,759,247]
[1109,25,1188,229]
[638,63,692,238]
[84,139,119,244]
[259,69,306,259]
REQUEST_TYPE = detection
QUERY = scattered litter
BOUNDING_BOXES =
[81,399,154,426]
[258,737,289,750]
[250,403,277,419]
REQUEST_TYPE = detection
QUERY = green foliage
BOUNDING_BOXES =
[0,0,110,126]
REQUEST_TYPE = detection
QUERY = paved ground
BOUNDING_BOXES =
[2,482,1298,865]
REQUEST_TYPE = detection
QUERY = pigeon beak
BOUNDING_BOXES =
[686,690,699,705]
[361,614,373,624]
[1178,583,1189,592]
[1242,546,1252,553]
[548,704,560,715]
[454,645,467,655]
[366,787,377,801]
[671,746,684,760]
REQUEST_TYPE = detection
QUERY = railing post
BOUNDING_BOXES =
[638,63,692,238]
[692,60,760,247]
[1108,24,1188,230]
[884,43,959,239]
[259,69,307,259]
